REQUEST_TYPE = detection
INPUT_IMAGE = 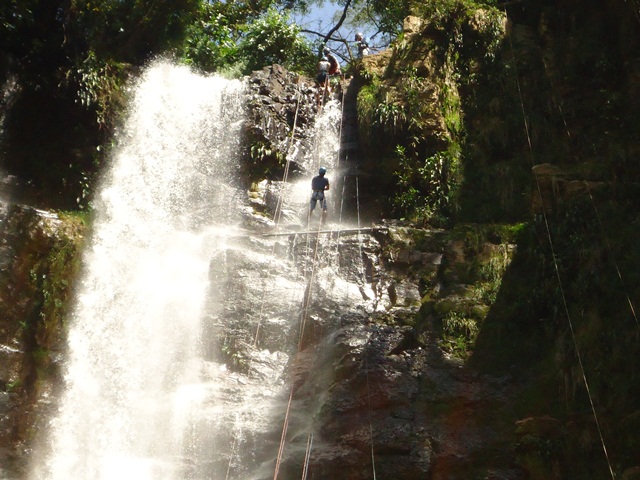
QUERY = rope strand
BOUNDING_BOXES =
[506,16,616,479]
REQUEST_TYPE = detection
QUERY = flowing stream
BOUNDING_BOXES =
[28,61,349,480]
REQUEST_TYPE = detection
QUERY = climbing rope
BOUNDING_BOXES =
[273,88,342,479]
[224,79,307,477]
[225,428,238,480]
[273,77,304,228]
[272,222,325,480]
[583,183,639,327]
[506,17,616,480]
[538,55,639,329]
[253,77,304,347]
[273,381,296,480]
[273,74,380,480]
[355,169,378,478]
[301,432,314,480]
[364,336,378,480]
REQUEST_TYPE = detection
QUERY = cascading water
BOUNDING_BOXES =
[29,61,248,479]
[28,60,354,480]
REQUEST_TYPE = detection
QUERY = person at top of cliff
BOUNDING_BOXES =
[322,47,342,76]
[355,32,370,58]
[310,167,330,215]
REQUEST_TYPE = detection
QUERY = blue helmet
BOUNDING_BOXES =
[319,167,327,175]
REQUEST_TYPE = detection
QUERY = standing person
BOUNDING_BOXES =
[322,47,342,76]
[315,56,331,87]
[355,32,370,58]
[315,56,332,105]
[309,167,330,215]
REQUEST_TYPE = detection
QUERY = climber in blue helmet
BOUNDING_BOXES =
[310,167,330,214]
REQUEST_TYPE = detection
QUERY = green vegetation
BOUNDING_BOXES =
[437,310,478,357]
[2,0,640,476]
[182,4,316,76]
[238,8,316,74]
[356,0,505,225]
[0,0,201,209]
[0,208,86,410]
[0,0,318,209]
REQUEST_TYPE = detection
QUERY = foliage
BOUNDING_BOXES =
[181,2,240,72]
[391,141,462,225]
[71,52,127,128]
[238,8,315,75]
[367,0,412,36]
[33,214,85,331]
[181,3,318,76]
[0,0,202,209]
[438,311,478,357]
[356,79,381,135]
[249,140,288,180]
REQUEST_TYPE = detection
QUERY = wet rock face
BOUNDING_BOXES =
[0,203,84,475]
[244,65,320,182]
[0,201,522,479]
[263,224,523,480]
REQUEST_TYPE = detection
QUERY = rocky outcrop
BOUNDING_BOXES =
[267,223,523,479]
[244,65,330,183]
[531,162,610,213]
[0,202,84,476]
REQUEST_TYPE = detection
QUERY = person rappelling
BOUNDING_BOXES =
[315,48,341,107]
[316,56,331,88]
[309,167,330,218]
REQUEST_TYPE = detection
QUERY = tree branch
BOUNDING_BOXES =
[322,0,352,45]
[300,28,344,43]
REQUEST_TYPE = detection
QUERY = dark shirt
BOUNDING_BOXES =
[312,175,329,191]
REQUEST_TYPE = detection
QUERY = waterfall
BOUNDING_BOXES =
[28,59,355,480]
[30,61,247,480]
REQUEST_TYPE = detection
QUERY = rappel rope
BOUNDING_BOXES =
[253,77,303,348]
[274,79,340,479]
[273,381,296,480]
[539,55,639,330]
[364,340,378,480]
[225,434,237,480]
[356,171,378,478]
[332,77,378,477]
[274,74,380,480]
[320,78,378,476]
[301,432,314,480]
[506,17,616,480]
[224,79,306,478]
[273,77,304,227]
[583,183,639,328]
[273,217,325,480]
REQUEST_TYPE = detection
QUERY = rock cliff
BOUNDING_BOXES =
[2,1,640,478]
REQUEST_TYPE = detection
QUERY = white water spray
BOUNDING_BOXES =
[31,61,245,480]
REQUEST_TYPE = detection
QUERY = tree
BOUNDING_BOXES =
[182,2,241,72]
[0,0,201,209]
[239,8,315,74]
[295,0,412,65]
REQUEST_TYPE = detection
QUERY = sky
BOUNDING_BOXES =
[292,1,378,59]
